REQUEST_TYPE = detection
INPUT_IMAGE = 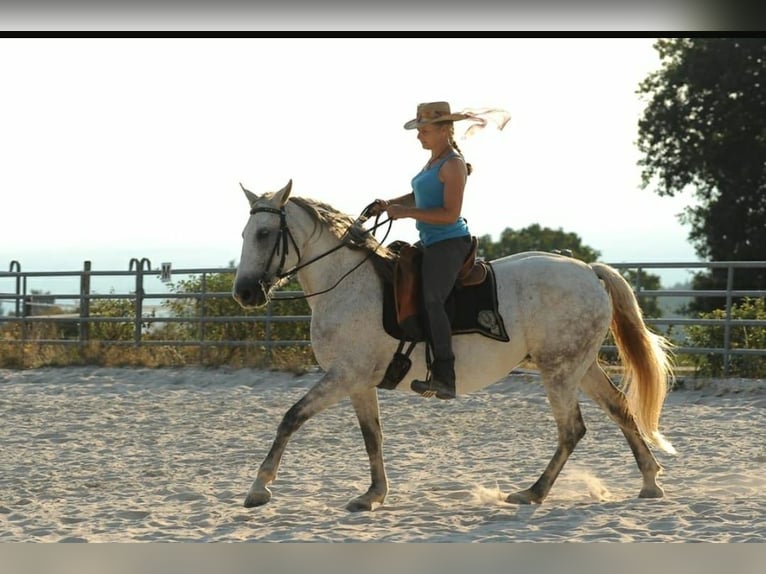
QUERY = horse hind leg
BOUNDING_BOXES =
[580,362,664,498]
[506,371,587,504]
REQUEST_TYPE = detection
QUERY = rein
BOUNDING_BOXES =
[250,202,392,301]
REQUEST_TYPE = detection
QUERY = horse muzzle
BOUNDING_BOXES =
[233,276,271,308]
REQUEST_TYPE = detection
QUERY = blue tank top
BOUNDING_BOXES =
[411,153,470,247]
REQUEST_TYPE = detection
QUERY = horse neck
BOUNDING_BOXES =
[288,208,370,305]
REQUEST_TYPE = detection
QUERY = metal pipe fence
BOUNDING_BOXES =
[604,261,766,376]
[1,259,765,374]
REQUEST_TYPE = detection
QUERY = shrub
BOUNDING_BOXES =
[686,297,766,377]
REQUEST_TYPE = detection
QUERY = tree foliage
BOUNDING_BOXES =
[686,297,766,377]
[477,224,661,317]
[87,294,138,341]
[636,38,766,310]
[161,272,311,344]
[477,224,601,263]
[622,269,662,319]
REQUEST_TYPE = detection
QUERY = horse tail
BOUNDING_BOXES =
[590,263,677,455]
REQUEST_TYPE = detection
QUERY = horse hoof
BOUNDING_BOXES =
[638,485,664,499]
[244,487,272,508]
[346,494,384,512]
[505,489,541,505]
[346,498,373,512]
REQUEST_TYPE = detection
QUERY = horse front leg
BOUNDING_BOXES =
[243,373,349,508]
[346,388,388,512]
[243,399,304,508]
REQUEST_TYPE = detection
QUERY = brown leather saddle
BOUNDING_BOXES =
[392,236,486,338]
[374,237,510,390]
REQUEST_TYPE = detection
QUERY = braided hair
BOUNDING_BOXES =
[446,123,473,176]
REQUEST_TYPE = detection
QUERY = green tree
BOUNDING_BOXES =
[636,38,766,311]
[477,224,601,262]
[477,225,663,318]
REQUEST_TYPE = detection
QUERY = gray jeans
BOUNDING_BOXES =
[420,235,473,362]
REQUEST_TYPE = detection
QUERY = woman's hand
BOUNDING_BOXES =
[367,199,389,217]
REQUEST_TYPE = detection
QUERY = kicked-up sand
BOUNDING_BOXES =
[0,366,764,542]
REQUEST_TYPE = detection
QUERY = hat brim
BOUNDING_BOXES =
[403,113,471,130]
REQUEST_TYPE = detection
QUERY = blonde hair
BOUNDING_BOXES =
[442,123,473,176]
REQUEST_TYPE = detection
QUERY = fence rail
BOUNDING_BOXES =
[1,259,765,374]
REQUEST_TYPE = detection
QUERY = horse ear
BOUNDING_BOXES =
[239,182,259,208]
[274,179,293,207]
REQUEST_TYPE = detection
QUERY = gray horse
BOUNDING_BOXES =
[233,180,676,512]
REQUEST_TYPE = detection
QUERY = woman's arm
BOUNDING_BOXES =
[387,158,467,224]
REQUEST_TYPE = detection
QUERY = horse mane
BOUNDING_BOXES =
[288,195,395,261]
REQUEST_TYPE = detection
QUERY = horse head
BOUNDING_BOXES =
[233,179,296,308]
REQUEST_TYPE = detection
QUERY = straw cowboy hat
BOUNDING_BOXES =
[403,101,472,130]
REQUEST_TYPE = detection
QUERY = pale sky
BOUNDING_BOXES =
[1,38,700,285]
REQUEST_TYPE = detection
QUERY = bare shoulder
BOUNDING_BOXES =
[439,155,467,180]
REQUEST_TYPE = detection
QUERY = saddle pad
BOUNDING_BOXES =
[381,262,510,343]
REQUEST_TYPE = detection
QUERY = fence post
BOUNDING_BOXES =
[265,298,273,367]
[9,261,27,364]
[9,260,21,318]
[723,264,734,376]
[199,272,207,364]
[80,260,91,347]
[129,258,152,347]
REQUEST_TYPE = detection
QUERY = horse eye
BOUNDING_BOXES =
[256,229,271,240]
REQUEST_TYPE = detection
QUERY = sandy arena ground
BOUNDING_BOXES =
[1,367,764,542]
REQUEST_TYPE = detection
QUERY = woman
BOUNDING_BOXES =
[371,101,509,400]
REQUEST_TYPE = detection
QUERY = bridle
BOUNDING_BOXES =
[249,205,303,282]
[248,202,391,301]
